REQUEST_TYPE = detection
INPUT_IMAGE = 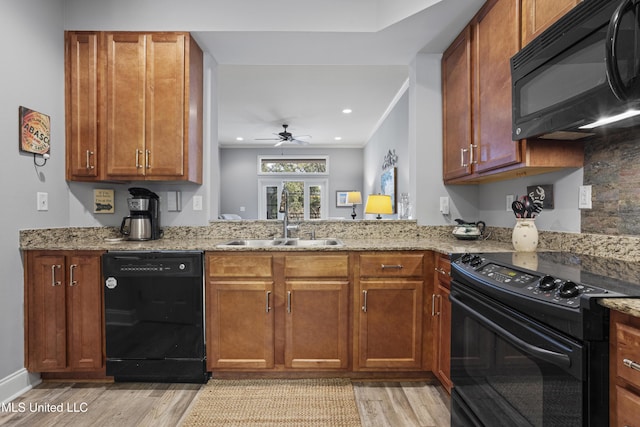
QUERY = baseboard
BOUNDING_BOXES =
[0,368,41,404]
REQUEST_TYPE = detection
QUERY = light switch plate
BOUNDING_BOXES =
[439,196,450,215]
[579,185,592,209]
[37,192,48,211]
[193,195,203,211]
[167,191,182,212]
[506,194,514,211]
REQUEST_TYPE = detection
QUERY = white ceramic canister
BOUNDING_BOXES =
[512,218,539,251]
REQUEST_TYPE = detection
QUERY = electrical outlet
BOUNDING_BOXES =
[506,194,515,211]
[193,195,203,211]
[579,185,592,209]
[37,192,48,211]
[439,196,450,215]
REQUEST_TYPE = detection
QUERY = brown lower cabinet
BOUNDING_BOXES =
[432,252,452,393]
[24,250,104,372]
[354,252,428,371]
[206,252,350,371]
[610,310,640,426]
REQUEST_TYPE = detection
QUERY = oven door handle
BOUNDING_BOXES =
[450,293,571,369]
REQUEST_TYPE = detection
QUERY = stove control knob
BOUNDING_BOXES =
[460,253,472,264]
[558,281,580,298]
[470,255,483,267]
[538,275,557,291]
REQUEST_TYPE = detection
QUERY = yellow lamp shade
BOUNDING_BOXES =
[365,194,393,219]
[346,191,362,205]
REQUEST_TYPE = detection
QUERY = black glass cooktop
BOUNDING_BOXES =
[479,251,640,298]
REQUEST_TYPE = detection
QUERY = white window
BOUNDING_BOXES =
[258,179,328,220]
[258,155,329,175]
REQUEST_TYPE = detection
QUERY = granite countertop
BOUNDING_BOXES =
[19,224,639,318]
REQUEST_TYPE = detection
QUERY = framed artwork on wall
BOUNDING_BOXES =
[336,191,350,207]
[381,167,397,213]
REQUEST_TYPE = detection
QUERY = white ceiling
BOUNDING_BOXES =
[189,0,487,148]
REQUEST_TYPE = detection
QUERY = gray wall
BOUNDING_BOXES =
[1,0,67,396]
[220,147,364,219]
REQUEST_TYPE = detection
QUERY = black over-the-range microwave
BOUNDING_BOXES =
[511,0,640,141]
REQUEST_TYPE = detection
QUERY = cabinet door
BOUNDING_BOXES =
[65,32,99,180]
[207,281,275,370]
[66,254,103,370]
[105,33,146,179]
[358,279,423,369]
[25,253,67,371]
[474,0,522,174]
[522,0,581,47]
[434,282,452,391]
[145,33,186,179]
[442,27,473,180]
[284,280,349,369]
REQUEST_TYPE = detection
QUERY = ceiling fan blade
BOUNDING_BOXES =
[255,138,281,140]
[274,140,286,147]
[292,135,311,140]
[292,138,310,145]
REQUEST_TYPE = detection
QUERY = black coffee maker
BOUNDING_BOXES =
[120,188,162,240]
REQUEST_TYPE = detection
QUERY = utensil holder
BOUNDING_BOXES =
[512,219,538,251]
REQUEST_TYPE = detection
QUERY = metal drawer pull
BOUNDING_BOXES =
[287,291,292,313]
[135,149,142,168]
[623,358,640,372]
[362,290,368,313]
[51,265,61,287]
[434,267,449,276]
[145,149,151,169]
[381,264,403,270]
[265,291,272,313]
[470,143,478,165]
[69,264,78,286]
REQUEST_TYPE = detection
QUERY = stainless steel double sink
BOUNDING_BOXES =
[216,238,344,248]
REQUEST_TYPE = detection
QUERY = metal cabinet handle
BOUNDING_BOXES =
[145,149,151,169]
[623,358,640,372]
[460,148,469,167]
[85,150,94,170]
[135,149,142,168]
[381,264,403,270]
[287,291,292,313]
[69,264,78,287]
[470,144,478,165]
[51,265,61,286]
[431,294,442,316]
[265,291,272,313]
[362,290,368,313]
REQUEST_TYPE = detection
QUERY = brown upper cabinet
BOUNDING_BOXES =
[65,31,203,183]
[442,0,583,184]
[521,0,582,47]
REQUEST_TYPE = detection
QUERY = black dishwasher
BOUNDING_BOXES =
[102,251,208,383]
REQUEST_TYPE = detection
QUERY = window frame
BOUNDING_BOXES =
[258,178,329,220]
[257,155,330,176]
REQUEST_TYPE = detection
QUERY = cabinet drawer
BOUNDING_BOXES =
[359,253,424,277]
[284,254,349,278]
[434,254,451,287]
[208,254,273,278]
[616,322,640,390]
[616,385,640,427]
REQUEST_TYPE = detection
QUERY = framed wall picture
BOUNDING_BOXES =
[381,167,397,213]
[19,106,50,155]
[336,191,350,207]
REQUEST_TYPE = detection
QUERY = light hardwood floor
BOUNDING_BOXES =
[0,380,450,426]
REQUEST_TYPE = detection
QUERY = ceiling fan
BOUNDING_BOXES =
[256,124,311,147]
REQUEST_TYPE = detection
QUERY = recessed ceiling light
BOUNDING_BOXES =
[342,108,352,114]
[334,136,342,141]
[236,137,244,141]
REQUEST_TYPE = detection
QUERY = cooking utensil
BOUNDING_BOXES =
[512,200,526,218]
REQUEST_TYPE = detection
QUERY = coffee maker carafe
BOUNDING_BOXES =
[120,188,162,240]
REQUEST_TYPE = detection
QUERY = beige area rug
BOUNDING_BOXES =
[179,378,362,427]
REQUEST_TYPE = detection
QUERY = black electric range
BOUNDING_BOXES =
[451,251,640,341]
